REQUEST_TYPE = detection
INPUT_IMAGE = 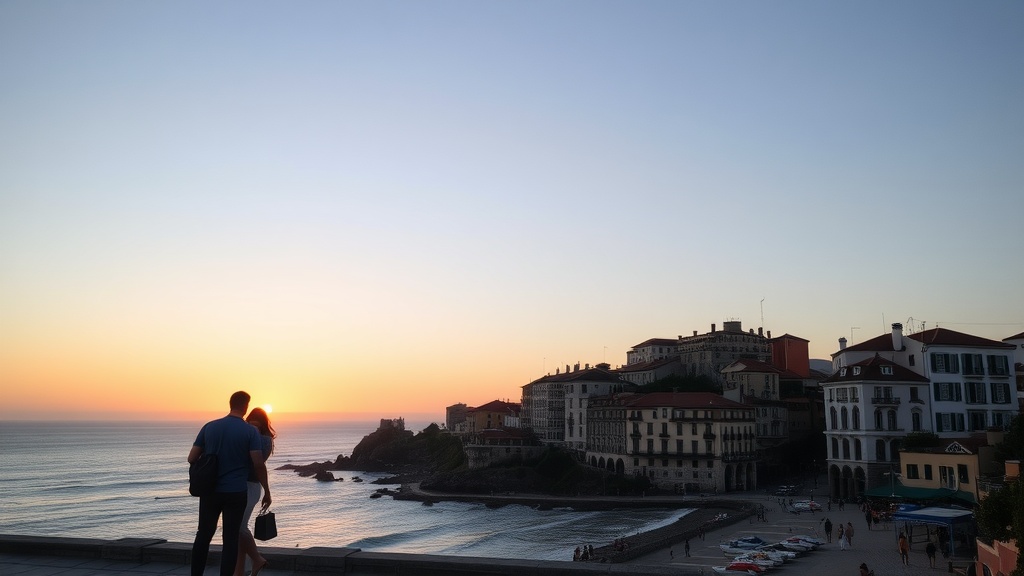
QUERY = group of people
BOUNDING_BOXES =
[572,544,595,561]
[188,391,277,576]
[821,518,855,550]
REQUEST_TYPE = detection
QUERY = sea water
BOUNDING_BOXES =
[0,420,691,561]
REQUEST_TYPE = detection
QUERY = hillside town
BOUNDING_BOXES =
[445,319,1024,575]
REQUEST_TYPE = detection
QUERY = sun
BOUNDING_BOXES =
[262,404,273,414]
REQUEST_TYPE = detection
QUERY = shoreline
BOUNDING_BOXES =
[389,482,755,562]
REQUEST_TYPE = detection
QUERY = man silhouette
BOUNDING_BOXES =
[189,391,271,576]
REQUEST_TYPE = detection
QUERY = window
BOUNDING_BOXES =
[912,410,922,432]
[837,388,849,402]
[933,382,962,402]
[931,353,960,374]
[840,368,847,377]
[692,440,698,454]
[939,466,955,489]
[581,384,588,393]
[924,465,933,480]
[909,354,915,367]
[831,407,838,430]
[966,381,987,404]
[962,354,985,375]
[887,410,898,431]
[876,439,886,462]
[647,439,654,453]
[852,406,861,430]
[854,439,862,460]
[692,423,698,435]
[832,437,839,459]
[647,422,654,435]
[987,355,1010,376]
[910,387,920,402]
[991,382,1011,404]
[936,412,966,432]
[969,411,987,431]
[852,366,861,376]
[874,409,883,430]
[881,366,893,375]
[851,387,859,402]
[842,438,850,459]
[957,464,970,485]
[841,407,849,430]
[906,464,920,479]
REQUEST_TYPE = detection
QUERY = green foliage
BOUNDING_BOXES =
[902,432,942,450]
[976,474,1024,576]
[994,415,1024,464]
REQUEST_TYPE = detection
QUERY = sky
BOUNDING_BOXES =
[1,1,1022,423]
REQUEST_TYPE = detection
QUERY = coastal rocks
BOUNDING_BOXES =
[314,470,342,482]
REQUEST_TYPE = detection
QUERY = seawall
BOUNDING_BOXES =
[0,534,702,575]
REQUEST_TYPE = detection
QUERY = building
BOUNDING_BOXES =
[460,400,520,435]
[1003,331,1024,410]
[626,338,679,365]
[560,364,629,458]
[898,433,1002,504]
[615,356,682,386]
[585,392,757,493]
[678,321,771,385]
[445,403,469,431]
[824,323,1018,500]
[822,353,930,500]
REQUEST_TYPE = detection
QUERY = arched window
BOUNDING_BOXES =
[842,438,850,459]
[887,410,898,431]
[891,439,902,461]
[854,438,862,460]
[830,407,838,430]
[874,409,883,430]
[912,410,922,432]
[876,439,886,462]
[852,406,860,430]
[832,437,839,459]
[841,407,849,430]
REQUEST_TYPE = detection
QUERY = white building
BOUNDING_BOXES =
[626,338,679,365]
[823,323,1017,499]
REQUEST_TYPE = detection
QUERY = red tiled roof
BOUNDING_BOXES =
[769,333,809,343]
[470,400,521,415]
[821,354,929,383]
[631,338,679,348]
[908,328,1015,349]
[722,358,782,374]
[834,333,898,355]
[625,392,748,410]
[616,356,680,373]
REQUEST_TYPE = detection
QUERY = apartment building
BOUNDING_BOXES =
[678,321,771,385]
[824,323,1017,500]
[586,392,757,493]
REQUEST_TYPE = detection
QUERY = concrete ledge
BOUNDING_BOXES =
[0,534,692,576]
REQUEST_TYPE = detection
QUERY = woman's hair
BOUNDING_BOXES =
[246,407,277,439]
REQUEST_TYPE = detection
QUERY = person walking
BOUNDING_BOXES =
[824,518,833,543]
[189,391,271,576]
[233,407,276,576]
[926,540,937,568]
[898,532,910,565]
[845,521,855,547]
[838,524,847,551]
[865,509,873,530]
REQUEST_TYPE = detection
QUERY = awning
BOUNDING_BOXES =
[891,505,975,556]
[863,481,976,506]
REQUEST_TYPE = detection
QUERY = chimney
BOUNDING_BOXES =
[711,323,716,333]
[585,363,590,370]
[758,327,763,337]
[767,331,771,339]
[839,337,847,350]
[693,330,698,337]
[892,323,904,351]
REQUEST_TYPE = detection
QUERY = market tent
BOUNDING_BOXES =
[891,505,975,557]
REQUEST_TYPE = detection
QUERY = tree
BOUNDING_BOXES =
[975,473,1024,576]
[994,415,1024,464]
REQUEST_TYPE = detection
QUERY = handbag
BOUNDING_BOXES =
[254,510,277,541]
[188,453,218,497]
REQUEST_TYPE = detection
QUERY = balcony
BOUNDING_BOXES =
[723,452,757,463]
[871,396,901,406]
[703,432,717,440]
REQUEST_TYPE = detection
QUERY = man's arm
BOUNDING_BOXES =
[188,445,203,464]
[251,450,271,510]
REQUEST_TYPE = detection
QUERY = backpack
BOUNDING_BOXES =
[188,453,219,497]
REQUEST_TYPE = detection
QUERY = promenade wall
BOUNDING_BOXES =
[0,534,694,575]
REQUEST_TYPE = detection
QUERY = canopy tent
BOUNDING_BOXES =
[891,505,975,557]
[863,480,977,507]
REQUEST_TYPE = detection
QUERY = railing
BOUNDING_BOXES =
[871,396,901,405]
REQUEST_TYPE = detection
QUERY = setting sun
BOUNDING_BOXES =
[262,404,273,414]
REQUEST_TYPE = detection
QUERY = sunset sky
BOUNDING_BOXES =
[2,2,1022,423]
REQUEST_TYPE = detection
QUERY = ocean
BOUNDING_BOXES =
[0,420,692,561]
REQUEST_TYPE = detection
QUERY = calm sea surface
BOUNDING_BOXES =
[0,420,691,561]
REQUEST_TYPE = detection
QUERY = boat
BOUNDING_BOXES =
[713,568,758,576]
